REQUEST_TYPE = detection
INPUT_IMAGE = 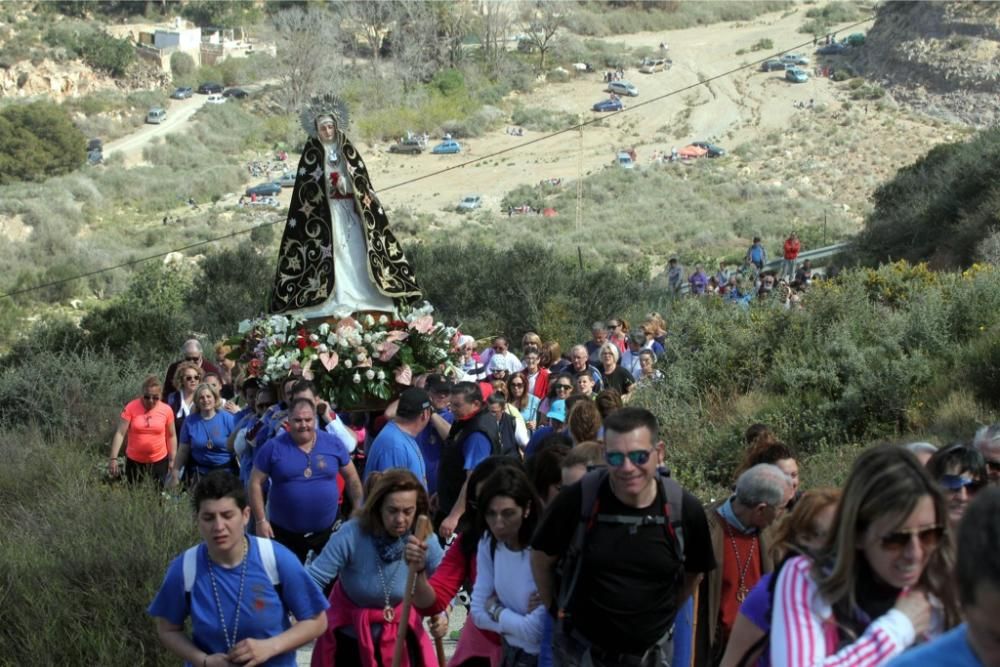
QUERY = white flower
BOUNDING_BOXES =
[356,352,367,362]
[327,333,339,346]
[364,314,375,327]
[350,335,363,347]
[237,319,252,334]
[282,359,291,369]
[365,369,375,380]
[339,337,350,349]
[363,333,372,344]
[309,334,319,342]
[269,315,289,334]
[376,370,386,381]
[344,359,353,369]
[352,373,361,384]
[378,315,388,324]
[318,323,330,336]
[318,344,328,353]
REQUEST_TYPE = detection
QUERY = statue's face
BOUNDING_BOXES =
[316,116,337,143]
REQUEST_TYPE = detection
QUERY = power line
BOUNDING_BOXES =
[0,16,874,302]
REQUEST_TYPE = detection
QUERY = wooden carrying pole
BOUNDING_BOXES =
[391,514,432,667]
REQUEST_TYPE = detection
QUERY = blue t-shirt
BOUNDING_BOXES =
[181,411,237,471]
[525,426,555,458]
[416,410,453,496]
[887,624,981,667]
[147,537,328,666]
[364,421,427,487]
[464,431,492,471]
[254,430,350,533]
[306,519,443,606]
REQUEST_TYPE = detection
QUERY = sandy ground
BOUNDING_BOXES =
[104,93,208,165]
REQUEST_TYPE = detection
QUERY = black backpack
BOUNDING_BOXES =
[554,466,686,631]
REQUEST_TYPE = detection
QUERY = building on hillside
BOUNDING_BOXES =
[130,18,275,74]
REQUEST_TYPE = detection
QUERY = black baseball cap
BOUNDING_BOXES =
[397,387,432,418]
[425,373,452,394]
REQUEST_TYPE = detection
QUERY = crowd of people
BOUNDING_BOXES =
[109,322,1000,667]
[666,233,827,307]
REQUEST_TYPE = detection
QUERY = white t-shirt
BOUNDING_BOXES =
[471,536,546,654]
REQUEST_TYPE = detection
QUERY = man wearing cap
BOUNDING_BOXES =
[364,387,433,487]
[417,374,455,499]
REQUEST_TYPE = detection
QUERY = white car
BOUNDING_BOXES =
[206,94,226,105]
[457,195,482,212]
[607,80,638,97]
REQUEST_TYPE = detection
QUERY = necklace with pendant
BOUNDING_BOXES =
[724,521,757,603]
[206,537,249,651]
[375,552,402,623]
[301,438,315,478]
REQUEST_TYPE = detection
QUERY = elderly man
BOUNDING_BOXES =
[693,463,793,667]
[162,339,220,397]
[482,335,522,375]
[364,387,432,487]
[531,407,715,666]
[569,344,604,392]
[250,398,362,563]
[435,381,500,541]
[972,424,1000,485]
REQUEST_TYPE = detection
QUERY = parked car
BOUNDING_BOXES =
[389,139,424,154]
[87,149,103,165]
[761,59,787,72]
[197,82,224,94]
[846,32,866,46]
[592,98,624,112]
[223,88,248,99]
[786,67,809,83]
[170,86,193,99]
[277,171,296,188]
[206,93,226,105]
[245,182,282,197]
[87,138,103,153]
[457,195,482,212]
[691,141,727,158]
[616,151,635,169]
[639,58,666,74]
[146,107,167,124]
[816,42,849,56]
[780,53,810,66]
[607,80,638,97]
[431,139,462,154]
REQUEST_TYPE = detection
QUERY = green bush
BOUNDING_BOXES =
[170,50,195,77]
[80,30,135,77]
[510,105,578,132]
[0,101,86,183]
[750,38,774,51]
[184,241,273,340]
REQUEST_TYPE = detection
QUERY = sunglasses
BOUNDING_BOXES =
[142,394,161,401]
[985,459,1000,474]
[607,323,619,329]
[511,382,525,387]
[878,525,944,552]
[554,384,573,391]
[185,356,200,362]
[939,474,984,493]
[604,449,654,467]
[184,375,200,381]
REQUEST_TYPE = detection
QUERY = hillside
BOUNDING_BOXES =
[854,0,1000,126]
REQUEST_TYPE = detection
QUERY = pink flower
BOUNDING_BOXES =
[394,364,413,386]
[377,342,400,362]
[335,316,360,339]
[408,315,435,335]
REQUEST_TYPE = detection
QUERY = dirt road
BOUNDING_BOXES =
[366,5,868,224]
[105,93,208,165]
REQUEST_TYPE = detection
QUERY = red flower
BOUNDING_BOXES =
[296,327,308,351]
[389,320,408,329]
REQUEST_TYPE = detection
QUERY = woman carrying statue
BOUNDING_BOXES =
[269,94,421,320]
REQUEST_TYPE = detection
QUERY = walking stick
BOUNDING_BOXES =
[392,514,432,667]
[435,633,447,667]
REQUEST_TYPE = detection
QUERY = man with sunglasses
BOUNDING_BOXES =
[972,423,1000,486]
[531,407,715,666]
[162,338,221,397]
[692,464,793,666]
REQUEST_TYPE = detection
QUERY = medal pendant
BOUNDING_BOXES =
[207,440,214,450]
[383,605,395,623]
[303,467,313,479]
[737,586,748,603]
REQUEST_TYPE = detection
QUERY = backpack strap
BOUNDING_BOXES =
[182,544,200,593]
[658,473,685,563]
[254,536,281,586]
[554,468,607,627]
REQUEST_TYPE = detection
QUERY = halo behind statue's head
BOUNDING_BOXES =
[300,94,350,139]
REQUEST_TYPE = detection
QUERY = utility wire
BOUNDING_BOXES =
[0,16,874,302]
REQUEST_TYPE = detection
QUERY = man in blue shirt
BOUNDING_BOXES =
[364,387,432,486]
[416,374,454,499]
[888,487,1000,667]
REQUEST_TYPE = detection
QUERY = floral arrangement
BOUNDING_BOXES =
[228,303,459,410]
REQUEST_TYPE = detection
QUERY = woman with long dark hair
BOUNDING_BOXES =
[470,466,546,665]
[769,446,960,667]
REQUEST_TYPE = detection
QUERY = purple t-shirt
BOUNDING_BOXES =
[254,430,350,534]
[741,571,773,630]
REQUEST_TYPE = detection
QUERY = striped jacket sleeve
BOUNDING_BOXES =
[770,556,916,667]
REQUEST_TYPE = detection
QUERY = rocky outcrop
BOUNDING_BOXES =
[853,1,1000,127]
[0,57,118,99]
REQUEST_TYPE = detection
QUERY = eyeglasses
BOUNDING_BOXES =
[185,356,200,362]
[554,384,573,391]
[939,474,984,494]
[604,449,654,467]
[142,394,161,401]
[878,525,944,552]
[511,382,524,388]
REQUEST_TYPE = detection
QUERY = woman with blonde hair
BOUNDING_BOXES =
[167,361,203,435]
[170,381,237,487]
[597,342,634,396]
[768,446,960,667]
